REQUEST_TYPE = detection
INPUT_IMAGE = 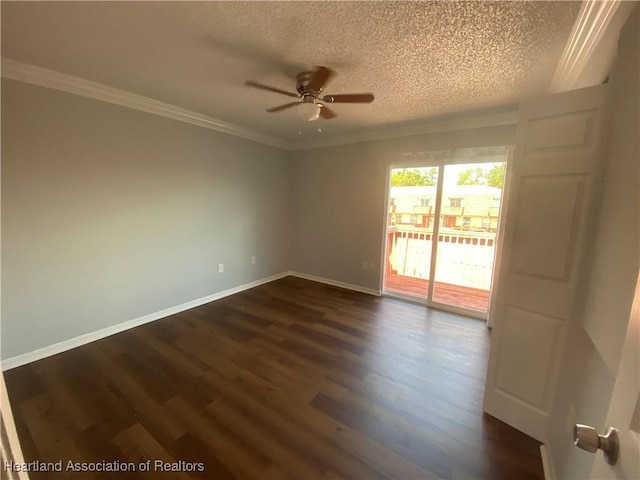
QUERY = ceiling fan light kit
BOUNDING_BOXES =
[245,66,374,121]
[298,98,322,122]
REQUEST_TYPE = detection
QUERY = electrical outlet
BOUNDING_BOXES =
[361,260,368,270]
[369,262,375,271]
[251,256,256,264]
[218,263,224,273]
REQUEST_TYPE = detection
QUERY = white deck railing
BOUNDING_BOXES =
[389,230,496,290]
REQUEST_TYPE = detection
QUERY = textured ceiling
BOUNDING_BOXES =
[1,1,581,143]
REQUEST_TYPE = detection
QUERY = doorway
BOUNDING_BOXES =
[383,147,509,318]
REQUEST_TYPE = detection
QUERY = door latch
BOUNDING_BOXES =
[573,424,619,465]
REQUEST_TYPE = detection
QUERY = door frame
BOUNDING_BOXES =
[590,273,640,479]
[1,373,31,479]
[379,147,513,321]
[486,146,514,327]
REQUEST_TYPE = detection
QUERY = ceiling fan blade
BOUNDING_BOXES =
[322,93,375,103]
[308,66,335,92]
[245,80,299,98]
[319,104,337,119]
[266,102,300,113]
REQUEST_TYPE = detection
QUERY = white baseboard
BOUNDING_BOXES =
[540,445,556,480]
[1,271,378,370]
[288,271,381,296]
[1,272,289,371]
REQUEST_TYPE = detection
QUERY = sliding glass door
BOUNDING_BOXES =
[384,165,439,300]
[383,147,508,318]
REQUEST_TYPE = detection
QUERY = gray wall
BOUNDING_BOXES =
[1,79,292,360]
[546,6,639,478]
[291,126,516,291]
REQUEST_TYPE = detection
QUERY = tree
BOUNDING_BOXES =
[391,168,437,186]
[423,167,438,185]
[456,163,506,188]
[457,167,487,186]
[487,163,505,188]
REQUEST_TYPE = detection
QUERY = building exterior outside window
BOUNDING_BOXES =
[388,185,502,232]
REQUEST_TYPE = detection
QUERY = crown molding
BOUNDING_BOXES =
[287,110,518,151]
[2,58,519,152]
[549,0,636,93]
[1,58,289,150]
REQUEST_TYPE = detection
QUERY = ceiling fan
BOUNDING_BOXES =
[244,66,374,121]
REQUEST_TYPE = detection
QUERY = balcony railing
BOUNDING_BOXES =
[386,229,496,290]
[411,206,432,214]
[441,206,464,216]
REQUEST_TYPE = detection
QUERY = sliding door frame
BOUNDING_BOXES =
[485,146,514,327]
[380,147,513,321]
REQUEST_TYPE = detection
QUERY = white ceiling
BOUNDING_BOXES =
[1,1,581,144]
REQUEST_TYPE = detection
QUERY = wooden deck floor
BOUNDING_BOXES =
[384,274,491,312]
[4,277,541,479]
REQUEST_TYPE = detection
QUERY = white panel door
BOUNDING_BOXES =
[590,275,640,479]
[483,84,609,441]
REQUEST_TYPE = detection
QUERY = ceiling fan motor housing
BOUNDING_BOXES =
[296,71,321,97]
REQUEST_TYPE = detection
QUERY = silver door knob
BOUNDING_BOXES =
[573,424,619,465]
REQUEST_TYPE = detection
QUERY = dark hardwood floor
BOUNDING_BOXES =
[4,277,543,479]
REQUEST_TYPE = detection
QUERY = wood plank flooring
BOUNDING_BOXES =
[4,277,543,479]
